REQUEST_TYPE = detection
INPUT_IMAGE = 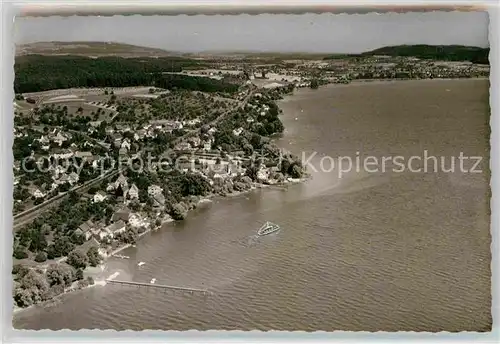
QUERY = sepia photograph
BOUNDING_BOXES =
[7,4,492,333]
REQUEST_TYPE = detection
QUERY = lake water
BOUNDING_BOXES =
[13,79,491,331]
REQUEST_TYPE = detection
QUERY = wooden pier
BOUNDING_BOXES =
[112,254,130,259]
[106,279,210,295]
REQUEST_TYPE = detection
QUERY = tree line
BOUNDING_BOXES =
[14,55,239,93]
[323,45,490,64]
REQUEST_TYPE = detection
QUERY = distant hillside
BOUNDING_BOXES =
[16,41,181,58]
[324,45,490,64]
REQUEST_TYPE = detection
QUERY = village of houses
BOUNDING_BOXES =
[12,82,297,274]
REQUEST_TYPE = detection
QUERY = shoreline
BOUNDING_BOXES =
[12,180,308,316]
[349,76,488,83]
[12,87,308,316]
[288,76,489,94]
[13,277,106,315]
[279,76,489,102]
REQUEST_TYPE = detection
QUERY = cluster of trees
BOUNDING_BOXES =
[12,262,95,308]
[14,103,91,129]
[13,199,102,307]
[211,174,253,197]
[13,134,37,160]
[171,202,189,220]
[14,55,240,93]
[14,191,114,260]
[155,74,239,93]
[15,55,204,93]
[253,102,285,137]
[114,227,139,245]
[146,91,225,121]
[262,84,295,101]
[126,168,212,219]
[310,79,321,89]
[176,172,212,198]
[279,153,304,179]
[67,246,102,269]
[211,99,284,153]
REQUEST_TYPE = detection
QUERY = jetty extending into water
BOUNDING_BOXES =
[106,279,210,295]
[112,254,130,259]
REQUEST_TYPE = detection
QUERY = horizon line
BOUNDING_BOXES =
[16,40,490,57]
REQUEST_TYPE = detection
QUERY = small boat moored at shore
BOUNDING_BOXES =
[150,278,156,284]
[257,221,280,236]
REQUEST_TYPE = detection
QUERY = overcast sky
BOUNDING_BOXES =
[14,11,489,53]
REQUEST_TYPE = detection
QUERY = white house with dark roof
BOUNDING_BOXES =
[121,139,131,151]
[129,213,149,229]
[232,127,244,136]
[175,142,191,151]
[188,136,201,147]
[78,219,96,241]
[134,129,147,141]
[83,141,94,149]
[105,220,127,237]
[28,185,45,199]
[116,124,131,132]
[89,222,107,241]
[38,135,50,144]
[152,193,166,209]
[148,185,163,197]
[93,191,107,203]
[114,174,129,190]
[80,237,108,258]
[74,151,94,161]
[56,173,70,185]
[112,206,131,223]
[52,131,70,146]
[68,172,79,185]
[51,149,74,160]
[88,121,102,127]
[119,147,129,157]
[128,184,139,200]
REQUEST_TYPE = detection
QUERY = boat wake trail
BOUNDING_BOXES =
[231,222,282,248]
[232,235,261,248]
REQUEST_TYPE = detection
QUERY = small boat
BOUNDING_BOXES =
[150,278,156,284]
[138,262,145,267]
[257,221,280,236]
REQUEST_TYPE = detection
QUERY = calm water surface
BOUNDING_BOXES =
[13,79,491,331]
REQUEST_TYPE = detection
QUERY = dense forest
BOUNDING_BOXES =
[154,74,239,93]
[324,45,490,64]
[14,55,238,93]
